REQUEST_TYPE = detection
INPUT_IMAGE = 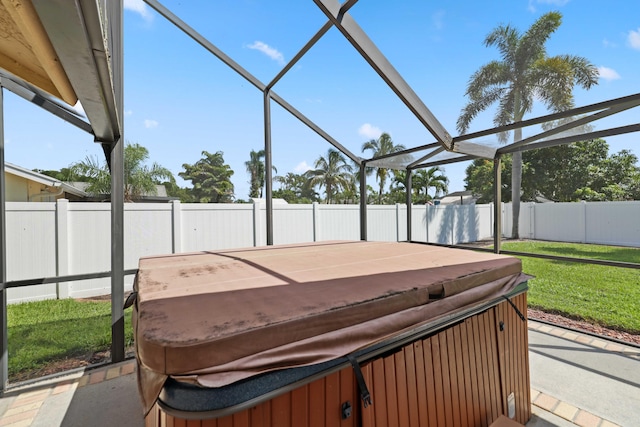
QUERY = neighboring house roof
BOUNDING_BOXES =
[5,164,173,202]
[436,191,477,205]
[5,162,88,198]
[64,182,175,202]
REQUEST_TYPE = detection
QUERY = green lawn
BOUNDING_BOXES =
[500,241,640,334]
[8,299,133,381]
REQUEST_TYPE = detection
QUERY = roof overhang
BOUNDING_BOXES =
[0,0,119,143]
[4,162,88,197]
[5,161,59,186]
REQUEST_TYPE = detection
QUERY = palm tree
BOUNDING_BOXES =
[391,167,448,204]
[245,149,277,199]
[273,172,318,203]
[245,150,265,199]
[362,133,406,204]
[456,11,598,238]
[307,149,353,204]
[71,142,174,201]
[414,167,449,201]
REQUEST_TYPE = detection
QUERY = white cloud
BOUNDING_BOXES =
[602,38,617,48]
[124,110,133,117]
[358,123,382,139]
[527,0,569,12]
[247,41,285,65]
[628,28,640,50]
[598,66,621,81]
[124,0,153,21]
[144,119,159,129]
[294,161,312,173]
[432,10,445,30]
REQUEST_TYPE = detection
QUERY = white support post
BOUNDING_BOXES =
[451,206,455,245]
[312,202,320,242]
[425,204,430,243]
[56,199,70,299]
[502,202,506,238]
[489,203,494,238]
[171,200,181,253]
[529,203,535,240]
[395,203,401,242]
[253,200,263,247]
[581,201,587,243]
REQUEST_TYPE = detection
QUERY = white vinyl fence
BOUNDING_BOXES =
[5,199,639,303]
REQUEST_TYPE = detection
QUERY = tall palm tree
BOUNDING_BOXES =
[71,142,174,202]
[274,172,318,202]
[392,167,449,204]
[245,149,277,199]
[413,167,449,201]
[457,11,598,238]
[245,149,265,199]
[362,132,406,204]
[307,148,353,204]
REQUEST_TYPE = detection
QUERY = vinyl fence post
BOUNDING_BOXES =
[253,201,262,247]
[425,204,429,243]
[489,203,494,239]
[396,203,401,242]
[171,200,181,253]
[56,199,70,299]
[313,202,319,242]
[582,201,587,243]
[451,206,455,245]
[529,203,535,240]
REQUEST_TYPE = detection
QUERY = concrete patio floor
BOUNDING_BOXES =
[0,320,638,427]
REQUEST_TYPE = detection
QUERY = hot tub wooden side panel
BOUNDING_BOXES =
[359,294,530,427]
[495,292,531,424]
[145,295,531,427]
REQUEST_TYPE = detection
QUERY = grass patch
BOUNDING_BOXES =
[8,298,134,380]
[501,241,640,334]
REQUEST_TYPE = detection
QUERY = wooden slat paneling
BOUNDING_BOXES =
[394,351,410,426]
[403,345,420,427]
[290,384,308,427]
[324,372,339,426]
[309,376,325,427]
[484,309,502,426]
[452,324,470,426]
[445,328,461,427]
[412,341,429,427]
[462,317,481,424]
[361,363,376,427]
[383,355,399,425]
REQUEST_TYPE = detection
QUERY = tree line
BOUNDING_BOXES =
[37,136,449,205]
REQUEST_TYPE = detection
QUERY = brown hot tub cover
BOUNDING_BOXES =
[133,241,527,413]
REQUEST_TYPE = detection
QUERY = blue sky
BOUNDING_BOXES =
[3,0,640,200]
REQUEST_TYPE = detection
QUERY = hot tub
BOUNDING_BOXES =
[132,241,531,426]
